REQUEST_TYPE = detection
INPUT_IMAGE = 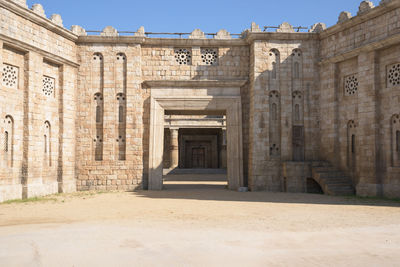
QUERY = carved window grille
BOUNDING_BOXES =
[174,48,191,65]
[387,63,400,87]
[43,76,55,96]
[201,48,218,65]
[344,75,358,96]
[2,64,18,89]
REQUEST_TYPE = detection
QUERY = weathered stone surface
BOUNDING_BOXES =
[358,1,375,15]
[250,22,262,32]
[188,29,205,39]
[338,11,352,23]
[135,26,145,37]
[50,14,63,27]
[10,0,27,8]
[309,23,326,33]
[276,22,294,33]
[71,25,87,36]
[31,3,45,17]
[101,26,118,37]
[0,0,400,202]
[215,29,231,39]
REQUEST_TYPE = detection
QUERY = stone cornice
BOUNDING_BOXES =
[0,0,77,42]
[244,32,319,43]
[143,79,248,88]
[77,36,145,45]
[77,36,248,46]
[0,33,79,67]
[320,0,400,39]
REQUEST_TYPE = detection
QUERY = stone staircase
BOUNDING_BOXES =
[311,162,355,196]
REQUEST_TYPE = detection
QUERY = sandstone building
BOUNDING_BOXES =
[0,0,399,202]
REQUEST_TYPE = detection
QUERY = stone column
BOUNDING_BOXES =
[220,129,227,168]
[169,128,179,169]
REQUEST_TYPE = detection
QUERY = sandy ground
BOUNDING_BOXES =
[0,177,400,266]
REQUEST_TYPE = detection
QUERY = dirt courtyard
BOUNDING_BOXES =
[0,179,400,266]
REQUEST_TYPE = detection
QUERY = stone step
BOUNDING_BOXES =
[317,172,347,178]
[313,166,339,172]
[321,180,353,186]
[311,163,355,196]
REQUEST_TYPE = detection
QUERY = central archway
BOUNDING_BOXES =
[145,80,245,190]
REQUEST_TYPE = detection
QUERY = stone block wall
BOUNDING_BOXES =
[0,0,77,201]
[319,0,400,197]
[76,44,144,191]
[1,0,400,201]
[248,36,320,191]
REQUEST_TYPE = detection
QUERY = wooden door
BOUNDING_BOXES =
[192,147,205,168]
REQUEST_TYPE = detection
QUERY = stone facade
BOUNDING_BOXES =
[1,0,400,201]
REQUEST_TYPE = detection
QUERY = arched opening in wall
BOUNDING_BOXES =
[292,91,304,161]
[271,62,277,79]
[44,121,51,167]
[306,178,324,194]
[94,93,103,161]
[293,62,300,79]
[268,49,280,87]
[294,104,300,121]
[347,120,357,174]
[116,93,126,161]
[162,110,228,190]
[391,114,400,167]
[4,115,14,167]
[4,131,8,152]
[269,90,280,158]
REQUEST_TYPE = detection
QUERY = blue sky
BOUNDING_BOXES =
[26,0,381,33]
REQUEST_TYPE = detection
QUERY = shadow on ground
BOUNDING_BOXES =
[132,174,400,208]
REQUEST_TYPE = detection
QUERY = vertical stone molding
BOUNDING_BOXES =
[50,14,63,27]
[214,29,231,39]
[276,22,295,33]
[169,128,179,169]
[101,26,118,37]
[358,1,375,15]
[71,25,87,36]
[189,29,206,39]
[31,4,45,17]
[338,11,352,23]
